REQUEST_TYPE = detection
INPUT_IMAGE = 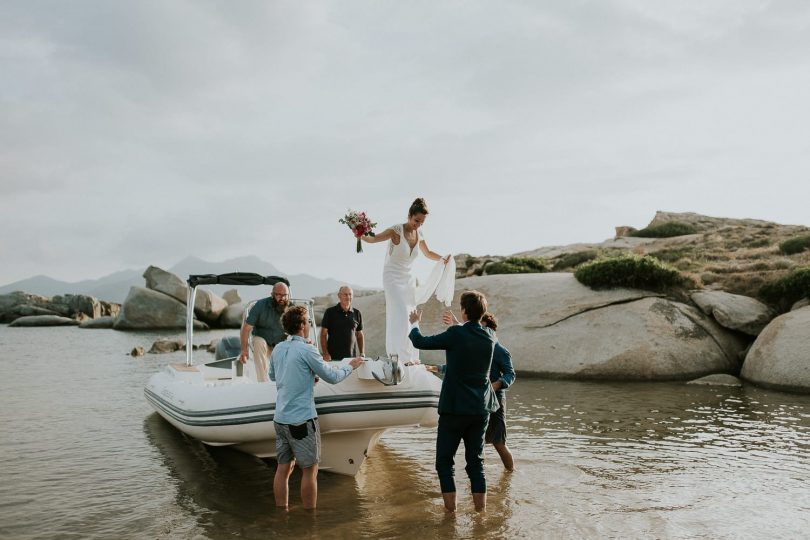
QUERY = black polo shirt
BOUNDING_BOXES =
[321,303,363,359]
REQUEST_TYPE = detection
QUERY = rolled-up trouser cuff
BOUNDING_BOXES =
[438,474,456,494]
[466,465,486,493]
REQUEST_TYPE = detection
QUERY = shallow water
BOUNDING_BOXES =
[1,325,809,539]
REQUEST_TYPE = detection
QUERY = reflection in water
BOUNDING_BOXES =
[144,413,354,539]
[2,327,810,539]
[499,380,810,536]
[144,413,442,539]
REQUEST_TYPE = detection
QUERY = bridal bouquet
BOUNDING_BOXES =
[339,209,377,253]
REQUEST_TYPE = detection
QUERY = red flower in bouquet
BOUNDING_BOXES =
[339,210,377,253]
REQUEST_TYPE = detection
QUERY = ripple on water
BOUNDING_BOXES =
[2,327,810,538]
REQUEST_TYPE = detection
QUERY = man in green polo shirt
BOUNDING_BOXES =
[239,282,290,382]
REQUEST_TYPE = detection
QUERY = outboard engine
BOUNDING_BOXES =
[372,354,404,386]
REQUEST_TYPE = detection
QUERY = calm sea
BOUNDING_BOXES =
[1,325,809,539]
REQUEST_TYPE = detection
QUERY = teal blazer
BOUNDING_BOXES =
[409,322,499,415]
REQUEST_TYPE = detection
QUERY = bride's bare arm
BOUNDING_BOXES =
[419,240,450,263]
[361,228,399,244]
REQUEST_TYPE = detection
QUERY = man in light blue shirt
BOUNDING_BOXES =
[269,305,363,510]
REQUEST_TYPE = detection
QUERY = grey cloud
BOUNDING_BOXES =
[2,1,809,285]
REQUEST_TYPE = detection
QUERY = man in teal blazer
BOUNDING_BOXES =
[408,290,499,512]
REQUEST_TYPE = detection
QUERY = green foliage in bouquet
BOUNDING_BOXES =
[628,222,698,238]
[778,234,810,255]
[759,267,810,310]
[574,254,692,292]
[485,257,548,275]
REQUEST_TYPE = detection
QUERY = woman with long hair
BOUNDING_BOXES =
[361,198,450,364]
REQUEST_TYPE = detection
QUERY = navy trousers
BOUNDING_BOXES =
[435,413,489,494]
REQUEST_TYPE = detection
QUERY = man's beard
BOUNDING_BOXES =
[272,298,289,314]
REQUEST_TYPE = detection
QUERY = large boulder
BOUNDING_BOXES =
[352,273,746,380]
[740,306,810,393]
[0,291,119,323]
[219,302,247,328]
[223,289,241,305]
[10,305,61,318]
[79,316,116,329]
[690,290,775,336]
[194,289,228,324]
[114,286,207,330]
[143,266,187,303]
[0,292,58,323]
[51,294,103,319]
[687,374,743,387]
[9,315,81,327]
[142,265,226,325]
[148,338,185,354]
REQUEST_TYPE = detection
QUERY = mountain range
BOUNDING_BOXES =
[0,255,372,303]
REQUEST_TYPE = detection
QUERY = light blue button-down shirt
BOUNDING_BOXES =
[269,335,354,425]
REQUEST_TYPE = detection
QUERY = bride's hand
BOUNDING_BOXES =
[442,254,451,265]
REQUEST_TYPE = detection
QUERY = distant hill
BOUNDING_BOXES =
[0,255,372,303]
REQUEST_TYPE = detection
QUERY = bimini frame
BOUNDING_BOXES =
[184,273,291,367]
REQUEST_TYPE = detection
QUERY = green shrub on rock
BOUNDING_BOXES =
[552,250,598,271]
[485,257,548,275]
[628,222,698,238]
[779,234,810,255]
[574,255,691,292]
[759,267,810,309]
[743,237,771,248]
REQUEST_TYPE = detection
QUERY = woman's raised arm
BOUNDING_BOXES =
[362,227,399,244]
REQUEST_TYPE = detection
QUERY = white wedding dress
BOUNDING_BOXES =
[383,224,421,363]
[383,224,455,363]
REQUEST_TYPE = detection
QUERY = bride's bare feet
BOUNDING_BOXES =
[404,360,421,366]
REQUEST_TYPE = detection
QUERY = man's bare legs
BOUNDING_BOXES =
[493,443,514,471]
[273,461,295,508]
[472,492,487,512]
[442,491,457,512]
[301,464,318,509]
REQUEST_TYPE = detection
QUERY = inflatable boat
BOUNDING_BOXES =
[144,273,441,476]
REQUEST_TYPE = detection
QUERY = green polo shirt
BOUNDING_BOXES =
[245,297,286,346]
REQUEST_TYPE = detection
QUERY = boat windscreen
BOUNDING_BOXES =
[187,273,290,288]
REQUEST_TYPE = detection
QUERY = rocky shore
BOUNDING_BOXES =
[0,291,119,325]
[2,211,808,393]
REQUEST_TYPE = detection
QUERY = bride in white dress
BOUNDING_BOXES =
[361,198,451,364]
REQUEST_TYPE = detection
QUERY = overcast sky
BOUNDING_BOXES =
[2,1,809,289]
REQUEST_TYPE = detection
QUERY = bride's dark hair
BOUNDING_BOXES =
[408,198,429,217]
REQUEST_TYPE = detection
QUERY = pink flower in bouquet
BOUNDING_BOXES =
[339,209,377,253]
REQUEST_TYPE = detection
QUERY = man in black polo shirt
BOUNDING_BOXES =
[320,286,364,360]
